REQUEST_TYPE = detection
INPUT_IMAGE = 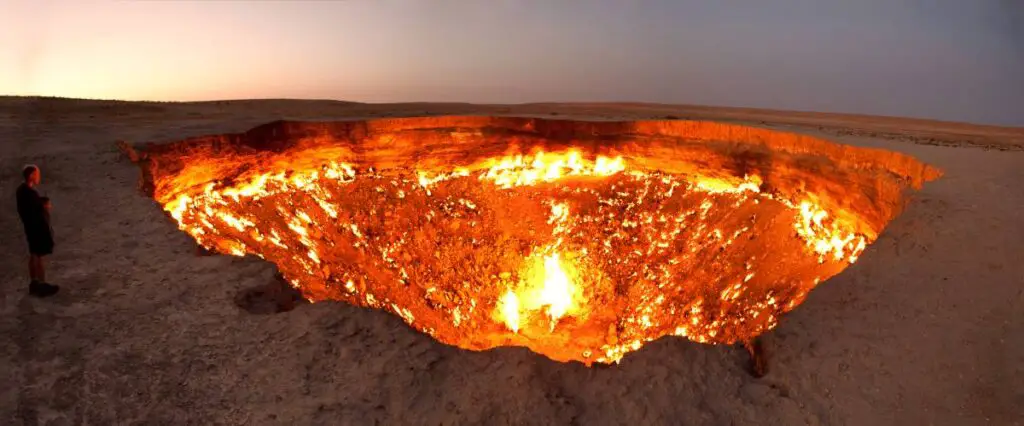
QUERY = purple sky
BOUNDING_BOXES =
[2,0,1022,125]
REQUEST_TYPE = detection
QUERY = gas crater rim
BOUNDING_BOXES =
[122,116,941,365]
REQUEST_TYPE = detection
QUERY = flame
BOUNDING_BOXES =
[499,290,520,333]
[496,251,580,333]
[155,146,876,364]
[538,253,574,320]
[479,150,625,188]
[794,200,867,263]
[695,175,762,194]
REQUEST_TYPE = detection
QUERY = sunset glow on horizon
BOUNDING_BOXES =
[2,0,1022,125]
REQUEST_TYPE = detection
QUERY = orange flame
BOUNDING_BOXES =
[157,147,874,363]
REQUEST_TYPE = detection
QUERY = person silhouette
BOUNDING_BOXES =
[16,165,59,297]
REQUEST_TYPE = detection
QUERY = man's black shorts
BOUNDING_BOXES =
[26,229,54,256]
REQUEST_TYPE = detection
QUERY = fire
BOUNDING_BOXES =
[479,150,625,188]
[149,146,885,364]
[498,290,520,333]
[538,253,574,320]
[498,251,580,333]
[120,116,943,365]
[794,200,867,263]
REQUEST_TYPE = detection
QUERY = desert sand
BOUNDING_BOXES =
[1,97,1021,425]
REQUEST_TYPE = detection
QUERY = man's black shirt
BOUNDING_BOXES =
[16,183,50,236]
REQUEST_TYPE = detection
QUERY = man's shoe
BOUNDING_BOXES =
[29,281,59,298]
[40,282,59,297]
[28,281,43,296]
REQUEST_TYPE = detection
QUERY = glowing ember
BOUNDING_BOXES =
[125,117,940,364]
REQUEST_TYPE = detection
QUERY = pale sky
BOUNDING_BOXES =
[2,0,1022,125]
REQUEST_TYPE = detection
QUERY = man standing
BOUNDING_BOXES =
[16,165,59,297]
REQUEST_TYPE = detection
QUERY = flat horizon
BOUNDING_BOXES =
[5,95,1022,130]
[3,1,1022,126]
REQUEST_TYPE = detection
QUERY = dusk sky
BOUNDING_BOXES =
[2,0,1022,125]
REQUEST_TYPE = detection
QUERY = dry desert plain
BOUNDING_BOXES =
[1,97,1022,425]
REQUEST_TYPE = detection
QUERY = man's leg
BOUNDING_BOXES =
[27,254,58,297]
[28,255,40,282]
[36,255,46,283]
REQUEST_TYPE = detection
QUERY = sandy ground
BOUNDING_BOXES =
[1,97,1021,425]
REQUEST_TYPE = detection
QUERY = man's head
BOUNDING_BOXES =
[22,165,40,186]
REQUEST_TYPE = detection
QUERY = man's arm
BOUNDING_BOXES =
[16,187,33,222]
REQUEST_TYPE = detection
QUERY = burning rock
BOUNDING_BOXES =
[123,117,940,364]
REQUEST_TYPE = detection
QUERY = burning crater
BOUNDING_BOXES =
[122,117,940,365]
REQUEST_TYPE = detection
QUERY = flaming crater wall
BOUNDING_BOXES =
[121,117,941,364]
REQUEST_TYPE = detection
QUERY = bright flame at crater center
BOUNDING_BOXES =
[499,252,579,334]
